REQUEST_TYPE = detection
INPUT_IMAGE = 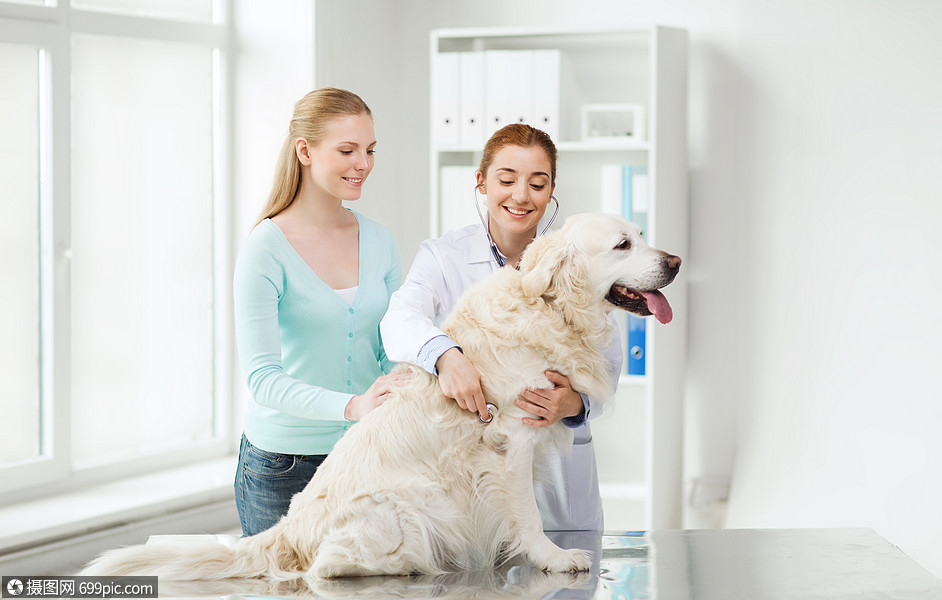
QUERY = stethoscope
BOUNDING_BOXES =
[473,184,560,268]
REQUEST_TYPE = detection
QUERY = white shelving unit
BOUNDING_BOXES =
[429,26,688,531]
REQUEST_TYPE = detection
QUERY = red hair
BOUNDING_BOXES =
[478,124,557,185]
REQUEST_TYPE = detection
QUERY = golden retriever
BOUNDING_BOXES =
[83,212,679,583]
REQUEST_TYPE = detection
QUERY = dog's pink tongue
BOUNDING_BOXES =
[641,290,673,324]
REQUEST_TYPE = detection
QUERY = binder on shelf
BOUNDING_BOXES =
[600,162,648,377]
[600,161,649,235]
[484,50,533,136]
[600,164,623,215]
[439,165,479,235]
[627,314,646,376]
[432,52,460,147]
[531,49,561,141]
[622,164,633,218]
[631,166,649,238]
[458,51,486,147]
[600,164,640,218]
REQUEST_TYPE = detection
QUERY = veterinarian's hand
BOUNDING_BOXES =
[517,371,584,428]
[345,370,412,421]
[436,347,491,420]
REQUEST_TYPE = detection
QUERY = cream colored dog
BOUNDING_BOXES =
[83,213,679,583]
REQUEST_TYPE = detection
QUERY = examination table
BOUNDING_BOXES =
[147,527,942,599]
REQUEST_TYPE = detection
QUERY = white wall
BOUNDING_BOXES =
[312,0,942,578]
[314,0,417,246]
[726,0,942,579]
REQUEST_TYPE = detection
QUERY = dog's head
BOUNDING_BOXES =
[519,213,680,324]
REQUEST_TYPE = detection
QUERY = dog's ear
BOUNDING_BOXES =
[520,233,572,298]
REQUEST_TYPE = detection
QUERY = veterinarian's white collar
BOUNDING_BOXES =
[467,225,498,265]
[473,200,559,269]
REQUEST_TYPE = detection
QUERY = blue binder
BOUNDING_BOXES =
[627,314,646,376]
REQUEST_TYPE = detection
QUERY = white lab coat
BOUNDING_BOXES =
[380,223,622,531]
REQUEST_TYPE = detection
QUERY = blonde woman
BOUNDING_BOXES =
[381,124,621,532]
[233,88,406,536]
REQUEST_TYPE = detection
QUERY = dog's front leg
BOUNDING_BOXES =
[501,442,592,573]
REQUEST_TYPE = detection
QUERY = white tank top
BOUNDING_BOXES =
[334,285,358,306]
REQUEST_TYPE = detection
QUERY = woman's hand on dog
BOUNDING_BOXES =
[516,371,583,428]
[436,347,491,420]
[345,370,412,421]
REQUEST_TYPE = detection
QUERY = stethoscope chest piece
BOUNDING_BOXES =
[479,403,498,424]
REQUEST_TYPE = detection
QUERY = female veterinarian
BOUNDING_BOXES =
[380,123,622,531]
[233,88,408,536]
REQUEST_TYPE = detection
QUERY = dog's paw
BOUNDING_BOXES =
[539,548,592,573]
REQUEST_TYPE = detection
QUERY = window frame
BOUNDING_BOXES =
[0,0,235,500]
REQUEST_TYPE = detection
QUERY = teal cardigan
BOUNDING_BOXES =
[233,211,401,455]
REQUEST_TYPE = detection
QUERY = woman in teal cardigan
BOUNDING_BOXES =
[233,88,406,536]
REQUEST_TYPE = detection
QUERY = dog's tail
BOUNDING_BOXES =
[81,523,303,581]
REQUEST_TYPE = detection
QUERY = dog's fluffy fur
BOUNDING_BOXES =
[83,213,679,583]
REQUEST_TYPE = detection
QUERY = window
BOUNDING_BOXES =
[0,41,42,468]
[0,1,232,495]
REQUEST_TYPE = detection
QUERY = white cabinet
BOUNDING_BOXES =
[429,26,688,530]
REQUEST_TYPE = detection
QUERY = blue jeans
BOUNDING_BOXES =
[234,434,326,537]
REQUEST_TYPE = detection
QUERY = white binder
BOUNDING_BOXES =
[631,168,649,236]
[531,49,561,140]
[432,52,460,147]
[439,166,479,234]
[458,51,486,147]
[600,164,624,215]
[484,50,533,138]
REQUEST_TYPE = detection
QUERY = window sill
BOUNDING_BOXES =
[0,456,238,557]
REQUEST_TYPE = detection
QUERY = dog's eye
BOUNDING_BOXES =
[615,239,631,251]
